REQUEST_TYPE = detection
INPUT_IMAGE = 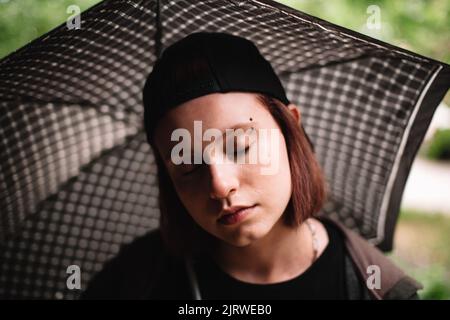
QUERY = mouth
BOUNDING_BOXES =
[217,205,257,226]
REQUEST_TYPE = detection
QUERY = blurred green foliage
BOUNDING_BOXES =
[391,257,450,300]
[389,209,450,299]
[420,129,450,161]
[0,0,100,59]
[282,0,450,106]
[1,0,449,63]
[282,0,450,64]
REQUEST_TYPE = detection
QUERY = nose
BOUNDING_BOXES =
[208,161,239,200]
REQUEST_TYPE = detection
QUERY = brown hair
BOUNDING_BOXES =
[147,93,328,259]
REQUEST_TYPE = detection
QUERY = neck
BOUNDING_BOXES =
[212,217,314,284]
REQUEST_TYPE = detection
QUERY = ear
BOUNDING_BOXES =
[287,103,301,124]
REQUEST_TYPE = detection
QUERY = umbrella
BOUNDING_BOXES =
[0,0,448,299]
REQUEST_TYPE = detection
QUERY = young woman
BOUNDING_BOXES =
[82,32,421,300]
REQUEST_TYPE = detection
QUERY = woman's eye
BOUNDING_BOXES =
[235,145,250,155]
[230,144,250,161]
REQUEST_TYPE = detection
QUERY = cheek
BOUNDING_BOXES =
[274,137,292,192]
[252,130,291,180]
[172,181,209,219]
[276,136,292,181]
[173,173,209,199]
[174,184,198,206]
[250,134,292,204]
[251,165,291,202]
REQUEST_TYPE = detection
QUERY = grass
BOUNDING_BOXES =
[388,208,450,299]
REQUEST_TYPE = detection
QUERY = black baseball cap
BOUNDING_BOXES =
[142,31,314,150]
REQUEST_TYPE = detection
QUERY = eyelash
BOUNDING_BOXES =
[183,145,251,176]
[233,145,250,157]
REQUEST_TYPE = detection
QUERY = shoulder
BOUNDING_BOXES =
[105,228,167,269]
[317,216,422,300]
[81,228,173,299]
[117,228,165,258]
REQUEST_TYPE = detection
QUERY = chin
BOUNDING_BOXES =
[221,223,273,247]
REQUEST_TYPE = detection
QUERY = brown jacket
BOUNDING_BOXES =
[319,216,422,300]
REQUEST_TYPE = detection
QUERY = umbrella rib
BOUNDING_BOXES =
[155,0,163,59]
[251,0,438,65]
[278,52,396,77]
[22,128,145,224]
[0,97,141,127]
[376,64,444,245]
[0,127,145,243]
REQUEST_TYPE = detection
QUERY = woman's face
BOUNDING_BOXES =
[153,92,298,247]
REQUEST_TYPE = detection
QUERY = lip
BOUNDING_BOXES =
[217,205,257,226]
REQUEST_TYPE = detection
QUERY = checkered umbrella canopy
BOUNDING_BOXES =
[0,0,448,299]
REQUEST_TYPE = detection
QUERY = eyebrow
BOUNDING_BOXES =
[164,121,258,163]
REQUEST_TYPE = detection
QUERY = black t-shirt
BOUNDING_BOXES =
[193,219,348,299]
